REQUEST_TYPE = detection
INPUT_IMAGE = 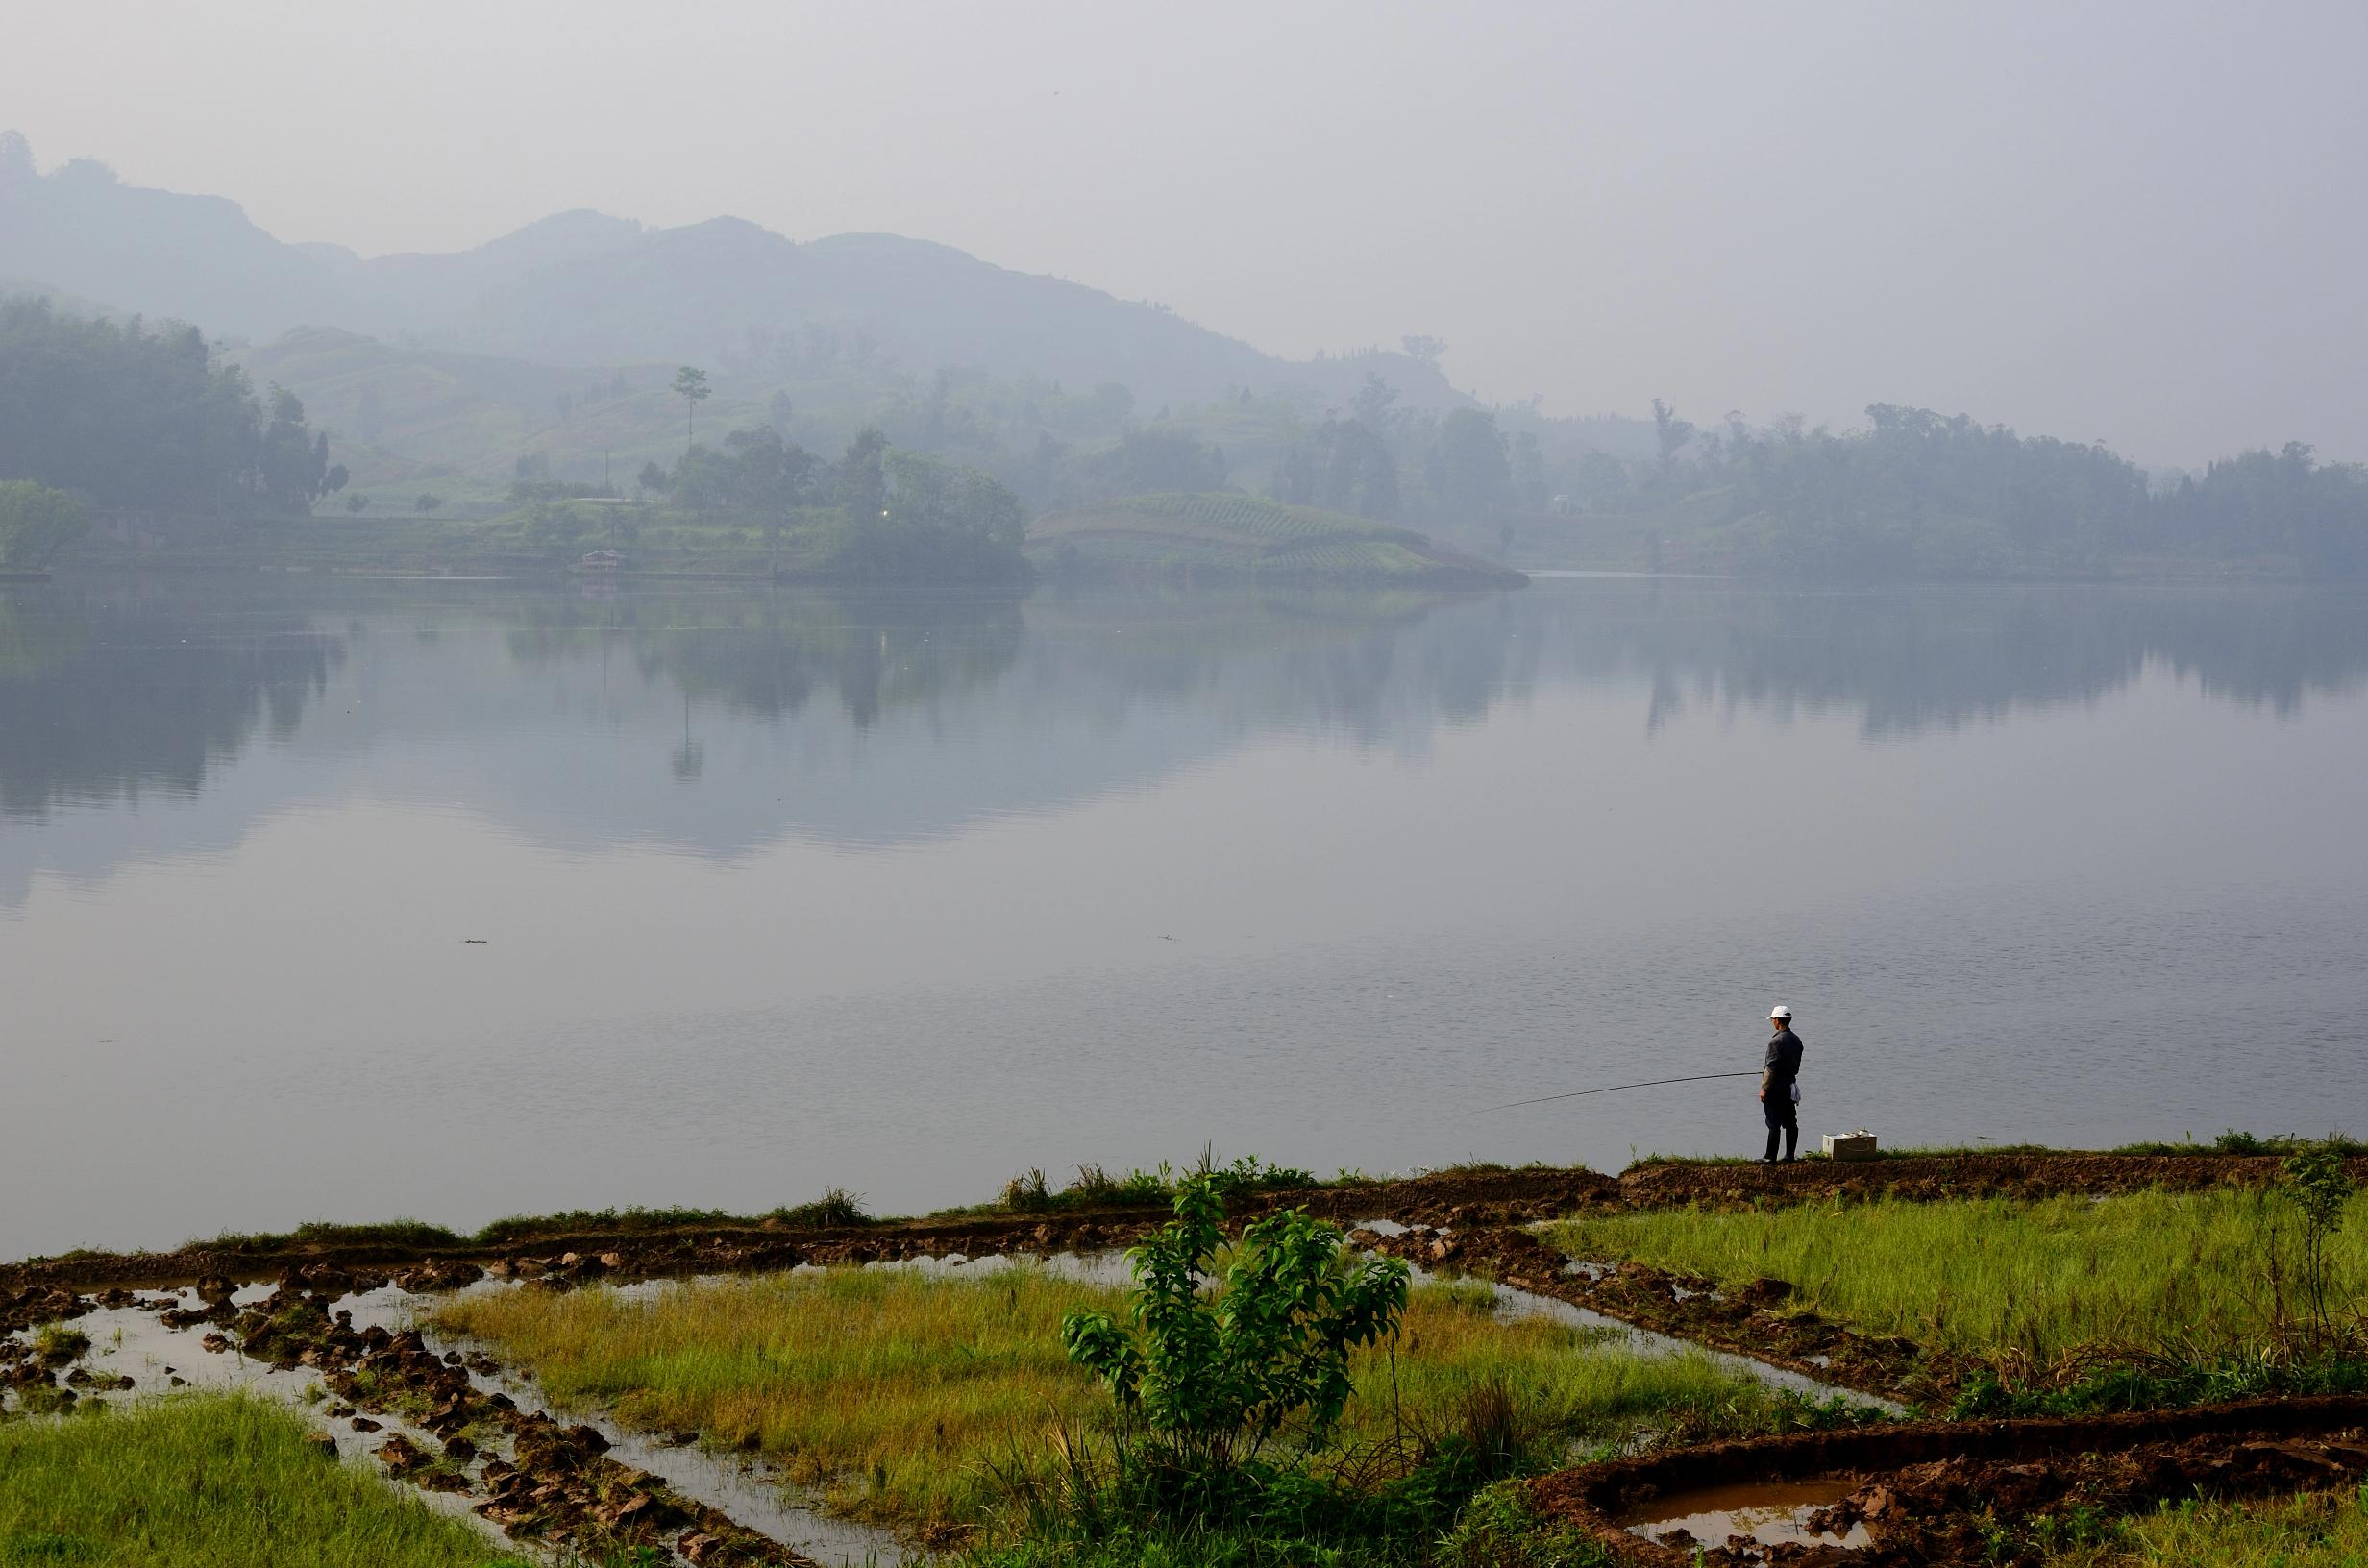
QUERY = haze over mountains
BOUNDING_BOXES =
[0,138,1460,415]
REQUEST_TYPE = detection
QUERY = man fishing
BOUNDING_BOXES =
[1759,1005,1804,1164]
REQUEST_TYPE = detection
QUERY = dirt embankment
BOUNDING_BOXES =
[6,1153,2331,1309]
[1351,1223,1929,1405]
[0,1167,1617,1302]
[1532,1396,2368,1566]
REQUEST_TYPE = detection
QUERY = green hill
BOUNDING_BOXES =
[1028,493,1525,586]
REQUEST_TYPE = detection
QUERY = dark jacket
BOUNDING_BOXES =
[1764,1028,1804,1090]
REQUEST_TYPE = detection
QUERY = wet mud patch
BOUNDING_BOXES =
[1531,1395,2368,1566]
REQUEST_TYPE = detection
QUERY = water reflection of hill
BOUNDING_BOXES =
[2,579,2366,891]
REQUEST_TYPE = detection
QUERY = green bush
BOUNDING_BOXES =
[1063,1174,1409,1471]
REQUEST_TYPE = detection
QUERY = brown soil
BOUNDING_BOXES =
[0,1167,1616,1298]
[16,1154,2333,1301]
[1530,1396,2368,1566]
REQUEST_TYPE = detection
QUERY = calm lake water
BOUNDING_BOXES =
[6,575,2367,1258]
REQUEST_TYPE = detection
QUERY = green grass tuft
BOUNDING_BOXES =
[2051,1486,2368,1568]
[432,1267,1850,1536]
[0,1394,528,1567]
[1545,1188,2368,1364]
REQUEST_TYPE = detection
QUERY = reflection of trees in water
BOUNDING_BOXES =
[645,592,1027,729]
[1528,584,2368,736]
[493,587,1031,730]
[5,580,2367,828]
[0,587,336,818]
[1017,588,1517,749]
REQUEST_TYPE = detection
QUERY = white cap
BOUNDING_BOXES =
[1769,1005,1792,1020]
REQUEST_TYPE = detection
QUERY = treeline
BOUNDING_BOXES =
[1607,404,2368,578]
[832,357,2366,577]
[802,364,1547,539]
[0,296,345,515]
[625,423,1030,581]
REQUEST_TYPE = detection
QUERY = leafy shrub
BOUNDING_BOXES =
[767,1188,872,1229]
[2283,1139,2357,1340]
[473,1206,746,1244]
[1062,1174,1409,1470]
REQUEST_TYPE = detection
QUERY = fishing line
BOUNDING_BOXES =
[1465,1070,1760,1116]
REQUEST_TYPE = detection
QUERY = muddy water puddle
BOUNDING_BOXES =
[1618,1479,1868,1555]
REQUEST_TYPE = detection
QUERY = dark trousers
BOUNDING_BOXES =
[1763,1091,1798,1162]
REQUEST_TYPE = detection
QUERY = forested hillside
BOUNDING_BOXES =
[0,297,342,515]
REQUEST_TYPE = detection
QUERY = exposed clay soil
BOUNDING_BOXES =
[1531,1396,2368,1566]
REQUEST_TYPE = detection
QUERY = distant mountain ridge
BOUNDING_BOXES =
[0,134,1463,413]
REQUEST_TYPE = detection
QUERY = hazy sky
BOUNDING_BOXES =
[6,0,2363,462]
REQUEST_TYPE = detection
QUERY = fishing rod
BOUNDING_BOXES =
[1466,1070,1760,1116]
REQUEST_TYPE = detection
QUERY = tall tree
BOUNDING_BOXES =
[723,426,819,575]
[0,481,89,569]
[1424,408,1512,523]
[1349,374,1401,432]
[1651,398,1696,473]
[833,429,890,522]
[671,365,711,453]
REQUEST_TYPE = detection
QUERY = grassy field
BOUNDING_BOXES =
[434,1266,1826,1535]
[2049,1488,2368,1567]
[1544,1188,2368,1363]
[1025,493,1522,582]
[0,1394,525,1568]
